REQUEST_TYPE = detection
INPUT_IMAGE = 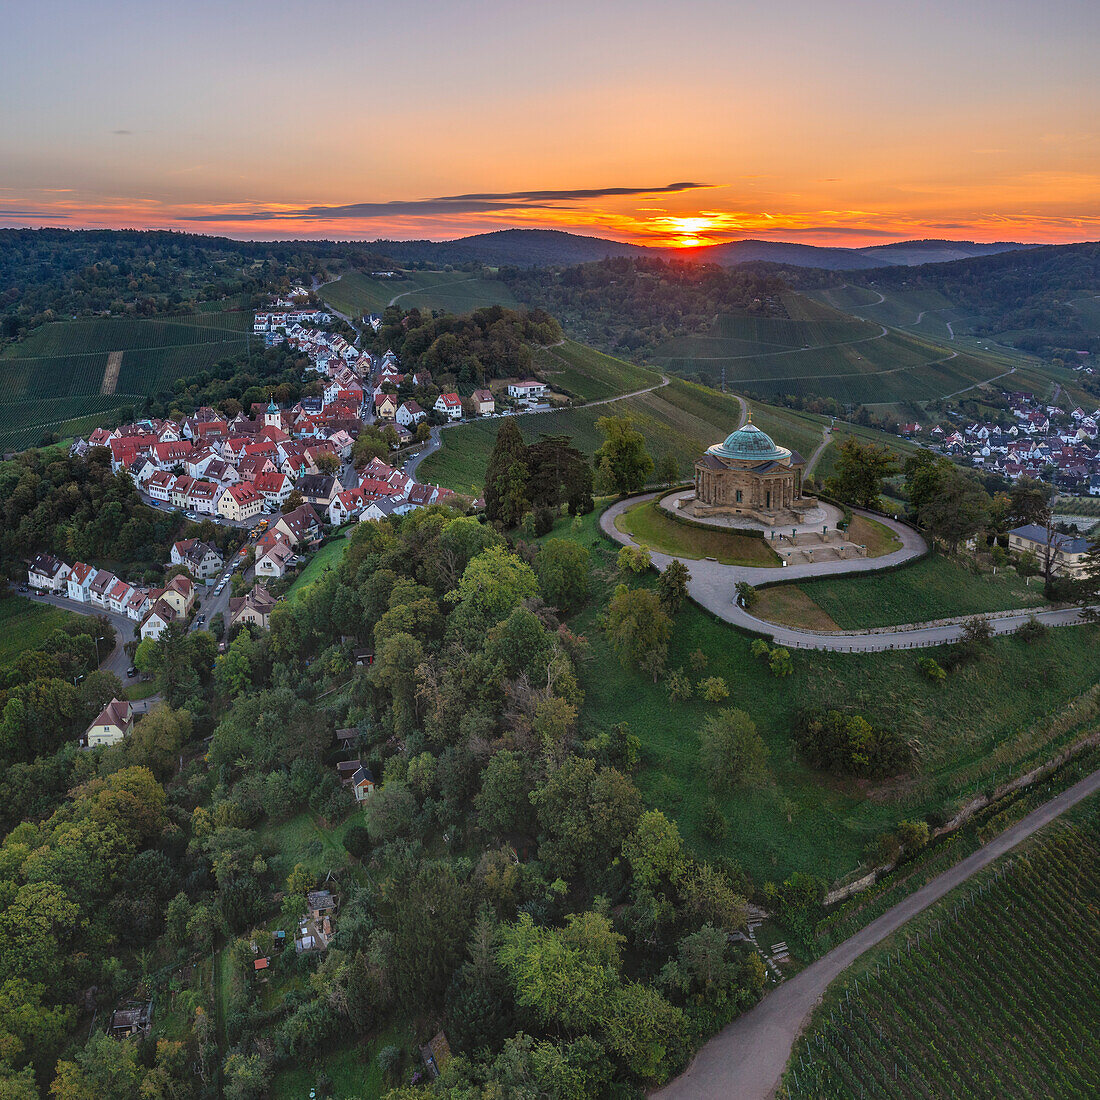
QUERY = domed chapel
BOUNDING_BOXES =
[688,418,809,525]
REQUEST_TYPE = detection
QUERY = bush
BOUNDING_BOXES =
[688,649,708,672]
[533,506,555,537]
[735,581,758,609]
[699,676,730,703]
[666,667,693,702]
[377,1044,403,1084]
[768,647,793,678]
[700,797,728,841]
[343,823,372,860]
[794,707,912,778]
[700,708,769,791]
[617,544,652,575]
[896,819,930,854]
[961,616,993,646]
[1015,616,1049,643]
[917,655,946,682]
[750,638,770,660]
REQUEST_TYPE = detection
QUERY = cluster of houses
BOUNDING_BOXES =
[28,551,197,640]
[70,389,458,531]
[901,393,1100,495]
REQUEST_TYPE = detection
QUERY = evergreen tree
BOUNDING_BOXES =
[484,419,530,527]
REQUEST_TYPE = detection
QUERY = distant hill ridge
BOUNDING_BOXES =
[372,228,1037,270]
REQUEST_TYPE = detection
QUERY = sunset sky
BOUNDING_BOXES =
[3,0,1099,247]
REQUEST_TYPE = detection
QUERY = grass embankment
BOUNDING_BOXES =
[782,795,1100,1099]
[848,515,902,557]
[615,499,780,567]
[754,553,1046,631]
[285,537,350,603]
[0,596,85,665]
[551,507,1100,888]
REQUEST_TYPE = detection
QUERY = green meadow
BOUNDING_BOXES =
[319,269,516,318]
[548,508,1100,887]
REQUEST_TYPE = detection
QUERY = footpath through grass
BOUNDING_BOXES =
[782,794,1100,1099]
[615,499,780,567]
[553,506,1100,888]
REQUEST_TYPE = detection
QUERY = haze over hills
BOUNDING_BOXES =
[371,227,1035,270]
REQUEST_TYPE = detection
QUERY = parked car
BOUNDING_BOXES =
[126,666,138,678]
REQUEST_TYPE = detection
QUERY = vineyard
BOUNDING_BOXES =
[780,796,1100,1099]
[319,269,516,318]
[0,312,252,450]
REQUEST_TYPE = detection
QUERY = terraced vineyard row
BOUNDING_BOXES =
[781,800,1100,1099]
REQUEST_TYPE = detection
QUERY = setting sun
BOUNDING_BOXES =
[666,216,717,247]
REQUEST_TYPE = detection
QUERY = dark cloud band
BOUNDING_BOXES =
[183,182,710,222]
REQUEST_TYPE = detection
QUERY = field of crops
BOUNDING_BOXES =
[319,269,516,318]
[0,312,252,450]
[533,340,660,401]
[781,796,1100,1099]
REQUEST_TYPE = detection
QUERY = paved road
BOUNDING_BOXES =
[654,766,1100,1100]
[402,427,441,479]
[600,495,1092,651]
[137,491,263,532]
[20,587,136,677]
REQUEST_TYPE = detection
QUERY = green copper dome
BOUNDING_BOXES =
[707,421,790,463]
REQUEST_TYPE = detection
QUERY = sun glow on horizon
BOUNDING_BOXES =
[664,216,721,248]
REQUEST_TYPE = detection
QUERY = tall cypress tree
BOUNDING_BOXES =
[484,418,529,527]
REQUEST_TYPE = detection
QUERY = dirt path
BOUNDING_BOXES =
[654,767,1100,1100]
[100,350,123,395]
[942,364,1017,400]
[388,276,479,307]
[804,420,834,478]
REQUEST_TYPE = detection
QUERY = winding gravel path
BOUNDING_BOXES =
[600,494,1091,651]
[653,766,1100,1100]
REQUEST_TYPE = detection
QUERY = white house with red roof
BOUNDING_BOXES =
[254,470,293,509]
[66,562,97,602]
[146,470,175,503]
[86,698,134,748]
[107,578,135,616]
[434,393,462,421]
[329,488,367,525]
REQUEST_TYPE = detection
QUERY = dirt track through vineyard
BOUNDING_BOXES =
[100,350,123,395]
